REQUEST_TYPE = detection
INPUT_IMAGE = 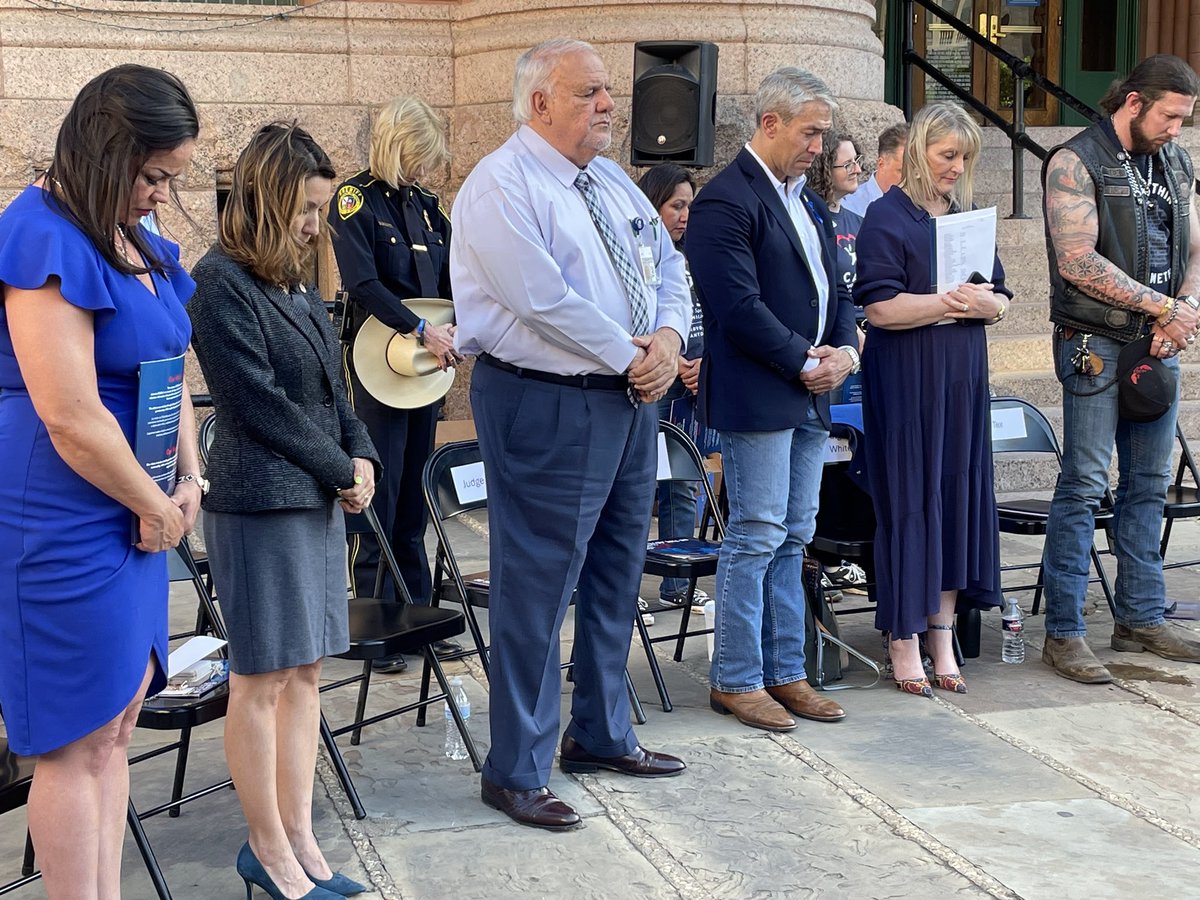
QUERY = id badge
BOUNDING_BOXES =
[638,244,661,287]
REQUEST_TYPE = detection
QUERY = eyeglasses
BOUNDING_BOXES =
[831,156,865,172]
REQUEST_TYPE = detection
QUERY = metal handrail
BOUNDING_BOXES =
[902,0,1103,218]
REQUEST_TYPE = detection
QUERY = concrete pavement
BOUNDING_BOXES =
[2,521,1199,900]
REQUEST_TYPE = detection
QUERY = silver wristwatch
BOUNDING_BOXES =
[1181,295,1200,311]
[176,473,210,495]
[839,345,862,374]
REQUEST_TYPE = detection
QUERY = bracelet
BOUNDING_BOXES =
[415,319,427,347]
[988,302,1008,325]
[1158,296,1178,327]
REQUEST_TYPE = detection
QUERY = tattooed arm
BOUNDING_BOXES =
[1176,188,1200,297]
[1044,148,1169,314]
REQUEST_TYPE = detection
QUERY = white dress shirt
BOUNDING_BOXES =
[744,143,829,372]
[840,173,884,218]
[451,125,691,375]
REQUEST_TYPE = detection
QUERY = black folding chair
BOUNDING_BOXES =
[810,420,981,659]
[6,540,229,899]
[0,738,37,896]
[990,397,1117,617]
[1160,423,1200,571]
[634,421,725,712]
[424,440,494,674]
[319,504,480,820]
[423,440,646,723]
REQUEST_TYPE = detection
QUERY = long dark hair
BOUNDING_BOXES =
[637,163,697,216]
[1100,54,1200,115]
[46,64,198,274]
[220,122,336,286]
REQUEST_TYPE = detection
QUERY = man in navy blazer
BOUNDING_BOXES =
[687,67,858,732]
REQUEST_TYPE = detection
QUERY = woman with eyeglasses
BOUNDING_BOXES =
[807,132,866,327]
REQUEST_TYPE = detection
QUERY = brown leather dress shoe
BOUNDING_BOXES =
[709,688,796,731]
[559,734,686,777]
[480,777,581,830]
[765,680,846,721]
[1042,636,1112,684]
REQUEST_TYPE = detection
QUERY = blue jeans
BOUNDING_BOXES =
[1043,330,1179,638]
[710,408,827,693]
[657,383,698,598]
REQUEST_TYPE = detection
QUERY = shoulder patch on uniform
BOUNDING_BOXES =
[337,185,365,220]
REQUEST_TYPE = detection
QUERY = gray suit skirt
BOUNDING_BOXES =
[205,504,350,675]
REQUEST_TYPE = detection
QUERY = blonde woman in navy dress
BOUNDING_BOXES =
[0,65,200,896]
[854,103,1010,697]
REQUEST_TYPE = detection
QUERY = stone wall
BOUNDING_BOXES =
[0,0,899,418]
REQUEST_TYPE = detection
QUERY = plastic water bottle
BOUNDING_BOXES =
[444,676,470,760]
[1000,597,1025,664]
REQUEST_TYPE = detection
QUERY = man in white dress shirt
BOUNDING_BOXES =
[451,38,691,830]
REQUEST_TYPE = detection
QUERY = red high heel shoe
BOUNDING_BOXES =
[929,624,968,693]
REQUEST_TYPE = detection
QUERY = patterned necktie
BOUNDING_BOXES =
[575,170,649,405]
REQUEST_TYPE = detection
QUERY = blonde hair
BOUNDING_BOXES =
[369,96,449,189]
[901,102,981,213]
[220,122,335,286]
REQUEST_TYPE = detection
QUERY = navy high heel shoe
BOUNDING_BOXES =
[304,869,367,896]
[236,842,342,900]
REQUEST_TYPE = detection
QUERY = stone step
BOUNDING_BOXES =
[991,300,1049,336]
[988,334,1052,373]
[992,364,1200,407]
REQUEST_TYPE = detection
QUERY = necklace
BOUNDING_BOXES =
[115,224,133,265]
[1112,117,1157,210]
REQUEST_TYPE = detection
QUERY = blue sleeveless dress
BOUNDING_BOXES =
[0,185,194,756]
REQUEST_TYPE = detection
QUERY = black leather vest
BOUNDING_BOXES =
[1041,124,1193,343]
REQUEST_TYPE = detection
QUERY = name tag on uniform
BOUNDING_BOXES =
[638,244,662,287]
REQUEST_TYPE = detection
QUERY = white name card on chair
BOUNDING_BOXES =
[991,407,1027,442]
[451,462,487,503]
[822,436,852,465]
[656,432,672,481]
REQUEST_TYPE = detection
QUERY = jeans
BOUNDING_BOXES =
[657,382,698,598]
[1043,329,1180,638]
[710,406,827,693]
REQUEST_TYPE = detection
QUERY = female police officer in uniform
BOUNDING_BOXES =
[330,95,461,670]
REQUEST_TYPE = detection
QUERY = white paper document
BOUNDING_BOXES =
[933,207,997,293]
[451,461,487,503]
[167,636,227,678]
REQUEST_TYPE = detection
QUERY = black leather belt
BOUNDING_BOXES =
[481,354,628,391]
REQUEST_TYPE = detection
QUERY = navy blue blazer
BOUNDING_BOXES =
[686,147,857,432]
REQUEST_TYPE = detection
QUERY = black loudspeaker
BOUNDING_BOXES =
[631,41,718,168]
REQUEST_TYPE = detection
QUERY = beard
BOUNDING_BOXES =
[1129,109,1165,154]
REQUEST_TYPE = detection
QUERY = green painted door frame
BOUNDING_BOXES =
[1060,0,1138,124]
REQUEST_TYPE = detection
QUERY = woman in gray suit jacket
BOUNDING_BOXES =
[190,123,379,900]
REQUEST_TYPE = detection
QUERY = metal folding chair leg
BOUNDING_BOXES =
[634,613,673,712]
[625,670,647,725]
[126,800,172,899]
[320,713,366,820]
[424,649,482,771]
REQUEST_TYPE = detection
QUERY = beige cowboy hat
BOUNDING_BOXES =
[352,298,456,409]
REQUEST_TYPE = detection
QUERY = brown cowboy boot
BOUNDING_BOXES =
[1112,623,1200,662]
[1042,636,1112,684]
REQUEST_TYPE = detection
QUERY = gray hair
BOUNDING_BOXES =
[754,67,838,124]
[512,38,597,124]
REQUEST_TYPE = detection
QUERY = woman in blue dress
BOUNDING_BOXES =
[854,103,1010,697]
[0,66,200,895]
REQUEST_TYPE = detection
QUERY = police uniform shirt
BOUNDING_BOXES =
[328,171,452,336]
